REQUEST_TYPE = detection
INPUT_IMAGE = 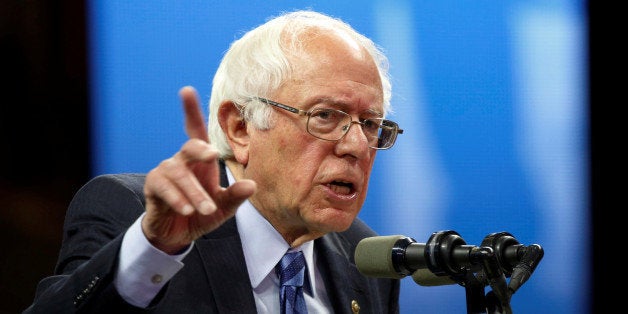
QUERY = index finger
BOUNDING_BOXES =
[179,86,209,142]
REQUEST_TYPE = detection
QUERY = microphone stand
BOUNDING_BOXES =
[461,272,488,314]
[421,231,505,314]
[418,230,541,314]
[460,246,512,314]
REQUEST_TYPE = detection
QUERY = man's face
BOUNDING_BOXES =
[244,30,384,244]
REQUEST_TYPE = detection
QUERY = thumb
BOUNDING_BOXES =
[219,179,257,210]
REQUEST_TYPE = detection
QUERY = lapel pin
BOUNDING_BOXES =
[351,300,360,314]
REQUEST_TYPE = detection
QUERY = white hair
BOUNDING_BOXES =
[208,10,392,158]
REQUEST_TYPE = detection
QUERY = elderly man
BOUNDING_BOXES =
[26,10,403,314]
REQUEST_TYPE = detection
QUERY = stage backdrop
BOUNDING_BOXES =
[88,1,588,313]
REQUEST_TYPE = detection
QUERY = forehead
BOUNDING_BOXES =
[278,30,384,111]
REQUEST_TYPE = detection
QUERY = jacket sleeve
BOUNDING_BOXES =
[24,174,148,313]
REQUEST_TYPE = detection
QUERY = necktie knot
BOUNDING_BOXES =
[276,251,306,287]
[276,251,307,314]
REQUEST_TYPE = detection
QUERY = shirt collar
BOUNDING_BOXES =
[226,166,315,292]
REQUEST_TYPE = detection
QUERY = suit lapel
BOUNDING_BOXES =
[194,160,257,313]
[316,234,372,314]
[195,219,257,313]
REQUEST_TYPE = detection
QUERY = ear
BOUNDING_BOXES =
[218,101,249,165]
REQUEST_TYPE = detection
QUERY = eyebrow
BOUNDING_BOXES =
[309,97,384,117]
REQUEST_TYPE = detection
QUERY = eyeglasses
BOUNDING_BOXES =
[254,97,403,150]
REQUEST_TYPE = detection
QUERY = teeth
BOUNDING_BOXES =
[329,181,353,194]
[330,184,351,195]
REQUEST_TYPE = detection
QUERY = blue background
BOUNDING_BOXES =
[88,1,588,313]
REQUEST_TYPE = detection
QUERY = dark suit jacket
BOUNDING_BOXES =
[24,162,400,313]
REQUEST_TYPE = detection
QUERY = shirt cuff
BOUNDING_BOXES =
[114,212,194,308]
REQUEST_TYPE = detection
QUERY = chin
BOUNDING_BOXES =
[312,208,356,232]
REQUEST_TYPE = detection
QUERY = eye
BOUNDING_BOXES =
[361,118,382,134]
[307,108,347,135]
[310,108,341,121]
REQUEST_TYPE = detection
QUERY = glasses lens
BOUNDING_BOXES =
[307,109,351,140]
[360,118,385,148]
[376,120,399,149]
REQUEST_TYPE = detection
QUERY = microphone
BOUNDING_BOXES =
[354,231,482,286]
[354,235,420,279]
[355,230,543,289]
[411,269,458,286]
[478,232,544,294]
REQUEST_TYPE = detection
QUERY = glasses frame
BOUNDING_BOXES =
[253,97,403,150]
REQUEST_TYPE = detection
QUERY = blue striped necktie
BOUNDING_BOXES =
[276,251,308,314]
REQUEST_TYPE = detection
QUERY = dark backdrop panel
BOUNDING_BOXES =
[0,1,89,313]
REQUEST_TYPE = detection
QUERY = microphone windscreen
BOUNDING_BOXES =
[411,269,457,286]
[355,235,406,279]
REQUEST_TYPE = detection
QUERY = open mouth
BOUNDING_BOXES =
[328,180,354,195]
